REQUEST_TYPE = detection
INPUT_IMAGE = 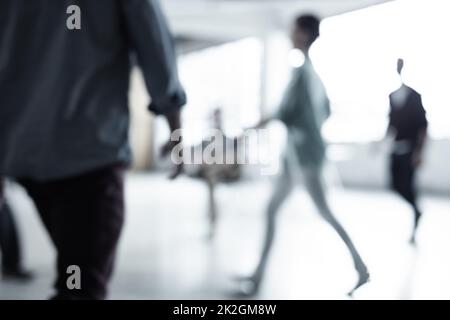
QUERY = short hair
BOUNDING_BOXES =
[295,14,321,44]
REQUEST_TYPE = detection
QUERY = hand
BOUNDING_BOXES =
[160,139,184,180]
[244,118,271,132]
[161,110,184,180]
[242,126,256,133]
[160,139,178,158]
[412,151,423,168]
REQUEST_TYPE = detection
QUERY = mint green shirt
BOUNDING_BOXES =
[275,58,330,169]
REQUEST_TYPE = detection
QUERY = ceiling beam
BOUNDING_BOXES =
[162,0,393,39]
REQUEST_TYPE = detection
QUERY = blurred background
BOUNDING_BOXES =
[2,0,450,300]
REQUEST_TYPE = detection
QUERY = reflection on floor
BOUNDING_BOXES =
[1,173,450,300]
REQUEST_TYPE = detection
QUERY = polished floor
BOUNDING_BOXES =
[1,173,450,300]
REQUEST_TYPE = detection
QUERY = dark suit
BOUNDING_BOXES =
[388,85,428,224]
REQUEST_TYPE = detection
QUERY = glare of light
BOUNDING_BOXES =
[288,49,305,68]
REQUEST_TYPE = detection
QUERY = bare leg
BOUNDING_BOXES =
[302,168,369,295]
[237,164,294,295]
[206,176,218,240]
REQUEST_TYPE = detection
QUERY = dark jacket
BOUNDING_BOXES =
[388,85,427,152]
[0,0,186,180]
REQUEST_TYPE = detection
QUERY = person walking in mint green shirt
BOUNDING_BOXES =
[238,14,369,297]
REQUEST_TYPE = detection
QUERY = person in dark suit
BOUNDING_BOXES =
[0,0,186,299]
[387,58,428,245]
[0,179,33,281]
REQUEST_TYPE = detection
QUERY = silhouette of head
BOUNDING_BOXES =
[397,58,404,75]
[292,14,321,53]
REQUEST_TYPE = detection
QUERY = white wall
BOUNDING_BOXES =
[162,0,392,39]
[331,139,450,194]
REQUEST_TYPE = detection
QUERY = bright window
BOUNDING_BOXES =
[313,0,450,142]
[177,38,263,145]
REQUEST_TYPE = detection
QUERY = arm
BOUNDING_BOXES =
[247,70,305,131]
[385,97,395,140]
[324,95,331,121]
[385,124,395,140]
[122,0,186,177]
[412,96,428,167]
[416,127,427,153]
[411,127,427,168]
[250,116,275,130]
[371,100,394,154]
[122,0,186,116]
[0,179,5,208]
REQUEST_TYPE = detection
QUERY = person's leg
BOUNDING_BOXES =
[200,165,220,240]
[409,177,422,245]
[391,155,417,206]
[302,167,369,295]
[18,180,56,244]
[0,201,21,273]
[20,164,125,299]
[206,175,218,240]
[390,154,400,194]
[239,161,295,295]
[403,156,421,244]
[0,179,32,281]
[390,154,421,244]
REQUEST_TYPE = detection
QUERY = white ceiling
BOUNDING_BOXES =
[162,0,394,40]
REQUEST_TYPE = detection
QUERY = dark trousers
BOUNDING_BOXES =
[18,164,125,300]
[390,153,421,226]
[0,200,21,272]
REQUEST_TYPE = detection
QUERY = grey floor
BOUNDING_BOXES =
[1,173,450,300]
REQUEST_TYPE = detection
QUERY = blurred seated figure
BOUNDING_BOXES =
[387,58,428,245]
[184,109,243,239]
[0,179,33,282]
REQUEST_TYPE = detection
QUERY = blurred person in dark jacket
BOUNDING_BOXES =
[387,58,428,245]
[0,179,33,281]
[0,0,186,299]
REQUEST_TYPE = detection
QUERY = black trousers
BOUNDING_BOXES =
[390,153,421,224]
[0,200,21,272]
[18,164,125,300]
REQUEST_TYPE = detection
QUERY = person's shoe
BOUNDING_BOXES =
[409,225,419,247]
[409,235,417,247]
[348,265,370,297]
[232,275,261,298]
[2,268,34,282]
